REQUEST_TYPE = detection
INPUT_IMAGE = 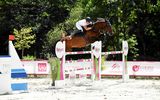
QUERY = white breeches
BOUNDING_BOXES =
[76,22,83,32]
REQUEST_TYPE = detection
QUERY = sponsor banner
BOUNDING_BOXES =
[128,61,160,76]
[101,61,160,76]
[21,61,35,74]
[22,60,160,76]
[101,61,123,75]
[22,61,50,75]
[65,61,92,74]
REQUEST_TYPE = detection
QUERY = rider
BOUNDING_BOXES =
[68,17,93,39]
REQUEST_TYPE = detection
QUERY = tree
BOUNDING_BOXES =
[77,0,139,60]
[0,0,72,59]
[13,27,35,58]
[44,1,83,57]
[1,0,160,60]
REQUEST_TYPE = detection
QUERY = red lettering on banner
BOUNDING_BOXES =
[112,63,120,70]
[132,65,154,72]
[140,66,154,71]
[38,63,47,72]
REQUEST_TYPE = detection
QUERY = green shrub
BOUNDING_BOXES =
[48,57,61,86]
[22,55,36,60]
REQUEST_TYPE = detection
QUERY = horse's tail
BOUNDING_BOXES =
[61,32,66,38]
[60,31,73,41]
[60,32,66,41]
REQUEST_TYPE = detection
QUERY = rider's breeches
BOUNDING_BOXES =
[76,22,83,32]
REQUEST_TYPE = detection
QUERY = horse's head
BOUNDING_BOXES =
[90,18,114,47]
[93,18,114,36]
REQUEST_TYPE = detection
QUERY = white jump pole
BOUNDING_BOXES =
[55,40,128,82]
[91,41,102,80]
[98,41,129,82]
[122,41,129,82]
[55,41,66,80]
[61,41,66,80]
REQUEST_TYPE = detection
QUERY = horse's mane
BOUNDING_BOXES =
[95,18,111,27]
[96,18,106,23]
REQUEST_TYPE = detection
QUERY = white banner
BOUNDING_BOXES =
[65,60,92,74]
[22,61,50,75]
[128,61,160,76]
[22,60,160,76]
[101,61,123,76]
[101,61,160,76]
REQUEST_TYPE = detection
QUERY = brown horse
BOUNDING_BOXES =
[61,18,113,52]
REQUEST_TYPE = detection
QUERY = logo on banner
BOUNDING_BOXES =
[132,65,140,72]
[122,41,128,56]
[55,41,65,58]
[112,63,120,70]
[38,63,47,72]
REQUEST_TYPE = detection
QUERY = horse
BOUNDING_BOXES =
[61,18,113,52]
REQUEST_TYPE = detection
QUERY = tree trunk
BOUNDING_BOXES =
[22,49,24,59]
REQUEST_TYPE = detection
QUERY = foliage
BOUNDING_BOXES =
[0,0,160,60]
[73,0,139,60]
[22,55,36,60]
[101,56,106,71]
[48,57,60,81]
[0,0,72,58]
[78,0,160,60]
[13,27,35,58]
[43,1,84,57]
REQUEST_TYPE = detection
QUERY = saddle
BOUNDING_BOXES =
[61,29,85,41]
[67,29,85,37]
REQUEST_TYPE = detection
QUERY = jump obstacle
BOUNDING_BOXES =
[55,41,96,81]
[0,35,28,94]
[55,40,129,82]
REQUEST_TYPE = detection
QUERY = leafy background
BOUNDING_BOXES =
[0,0,159,61]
